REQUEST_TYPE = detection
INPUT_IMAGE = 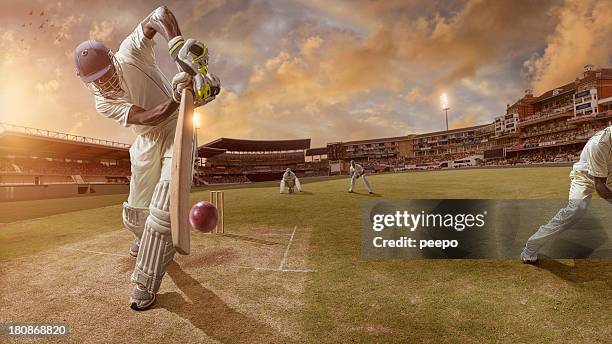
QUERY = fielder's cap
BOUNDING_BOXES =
[74,40,113,83]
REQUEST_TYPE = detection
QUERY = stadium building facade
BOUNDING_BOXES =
[196,138,318,185]
[489,65,612,164]
[410,124,493,165]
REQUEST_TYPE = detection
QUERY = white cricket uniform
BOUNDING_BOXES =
[524,127,612,254]
[349,163,372,193]
[95,24,177,208]
[94,24,192,294]
[280,170,302,193]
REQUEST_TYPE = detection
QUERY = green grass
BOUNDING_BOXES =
[1,166,611,343]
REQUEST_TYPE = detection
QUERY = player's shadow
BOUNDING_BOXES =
[158,262,295,343]
[295,191,314,196]
[282,191,314,196]
[350,191,382,197]
[542,215,609,259]
[537,259,612,288]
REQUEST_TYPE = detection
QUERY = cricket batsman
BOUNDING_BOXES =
[280,168,302,193]
[521,126,612,263]
[74,6,220,310]
[348,160,373,194]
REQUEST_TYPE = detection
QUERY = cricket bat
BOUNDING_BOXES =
[170,88,194,255]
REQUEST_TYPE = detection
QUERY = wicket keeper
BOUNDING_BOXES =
[280,168,302,193]
[74,6,220,310]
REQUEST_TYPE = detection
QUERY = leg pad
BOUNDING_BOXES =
[131,181,175,293]
[122,202,149,239]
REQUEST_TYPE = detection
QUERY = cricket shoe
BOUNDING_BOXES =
[130,283,156,311]
[129,239,140,258]
[520,248,538,264]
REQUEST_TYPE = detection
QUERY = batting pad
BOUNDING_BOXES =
[122,202,149,239]
[131,181,176,293]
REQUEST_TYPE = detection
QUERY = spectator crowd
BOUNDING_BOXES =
[0,158,130,176]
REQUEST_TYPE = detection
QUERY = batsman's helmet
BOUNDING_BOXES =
[74,40,123,99]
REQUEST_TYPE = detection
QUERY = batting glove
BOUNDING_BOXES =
[171,72,192,103]
[193,72,221,108]
[168,36,209,76]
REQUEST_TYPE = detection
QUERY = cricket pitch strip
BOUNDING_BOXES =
[0,225,313,343]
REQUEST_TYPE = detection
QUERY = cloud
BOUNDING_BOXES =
[300,35,323,58]
[403,88,426,103]
[449,113,477,129]
[69,121,84,133]
[89,20,115,42]
[403,0,560,90]
[54,15,85,46]
[0,30,31,65]
[526,0,612,94]
[460,79,494,97]
[36,80,60,96]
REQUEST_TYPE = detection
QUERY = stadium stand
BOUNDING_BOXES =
[0,123,131,201]
[195,138,321,185]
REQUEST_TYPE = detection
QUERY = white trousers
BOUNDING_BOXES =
[127,118,177,209]
[280,178,302,193]
[524,170,609,254]
[349,173,372,193]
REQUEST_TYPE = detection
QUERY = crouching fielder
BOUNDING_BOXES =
[280,168,302,193]
[74,6,219,310]
[348,160,372,194]
[521,127,612,263]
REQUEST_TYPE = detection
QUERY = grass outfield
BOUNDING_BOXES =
[1,166,611,343]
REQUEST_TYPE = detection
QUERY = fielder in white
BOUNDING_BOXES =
[521,127,612,263]
[280,168,302,193]
[348,160,373,194]
[74,6,219,310]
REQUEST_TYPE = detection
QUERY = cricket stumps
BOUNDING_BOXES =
[210,191,225,234]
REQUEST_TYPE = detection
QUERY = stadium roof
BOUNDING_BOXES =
[534,81,576,102]
[305,147,328,156]
[0,123,130,161]
[197,146,227,158]
[331,135,414,146]
[413,124,490,138]
[203,137,311,152]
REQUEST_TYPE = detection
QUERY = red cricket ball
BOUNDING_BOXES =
[189,201,218,233]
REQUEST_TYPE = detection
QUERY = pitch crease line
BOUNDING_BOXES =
[279,225,297,270]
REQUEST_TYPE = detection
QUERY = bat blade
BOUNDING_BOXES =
[170,89,194,255]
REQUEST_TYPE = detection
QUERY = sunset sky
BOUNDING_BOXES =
[0,0,611,147]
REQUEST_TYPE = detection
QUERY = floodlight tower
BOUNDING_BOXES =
[440,93,450,131]
[193,112,202,166]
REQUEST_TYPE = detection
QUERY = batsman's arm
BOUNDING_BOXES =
[593,177,612,204]
[127,100,179,126]
[141,6,181,41]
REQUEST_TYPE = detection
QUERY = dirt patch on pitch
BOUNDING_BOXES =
[0,225,313,343]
